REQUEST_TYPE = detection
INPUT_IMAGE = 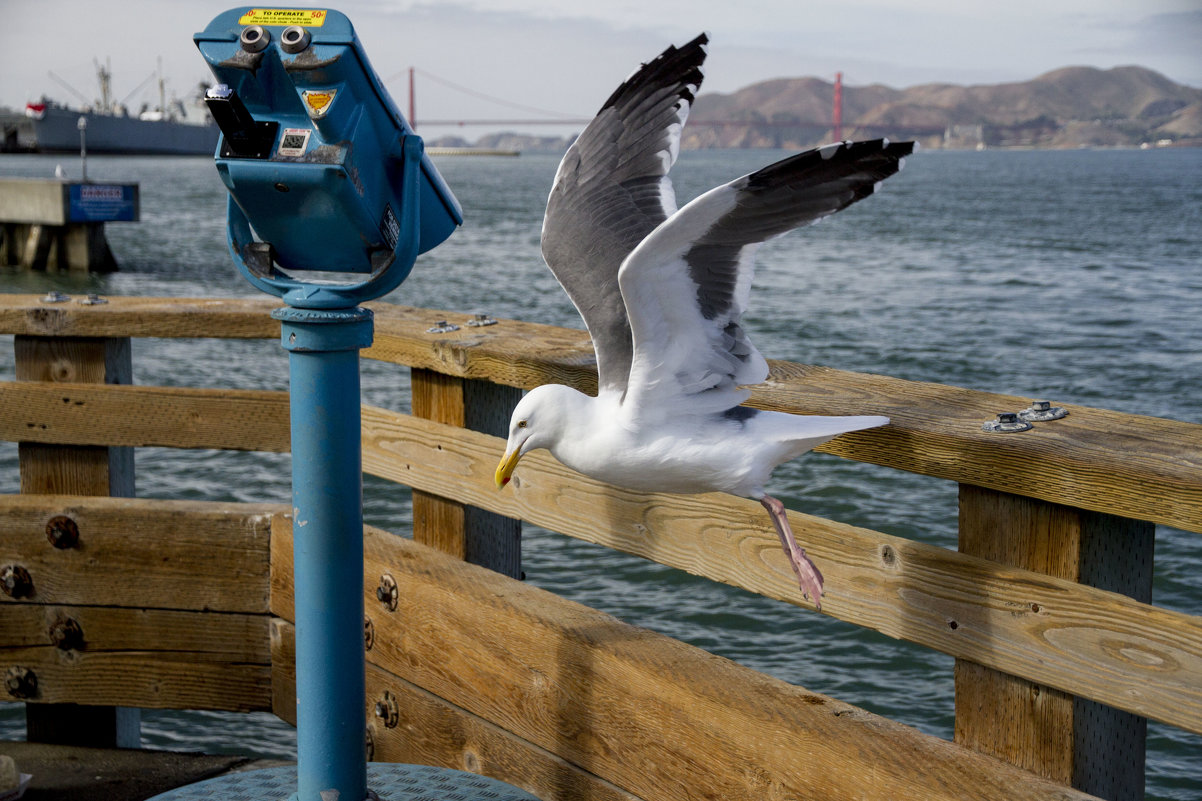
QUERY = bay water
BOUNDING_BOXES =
[1,146,1199,799]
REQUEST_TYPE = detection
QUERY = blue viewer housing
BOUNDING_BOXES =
[195,7,462,308]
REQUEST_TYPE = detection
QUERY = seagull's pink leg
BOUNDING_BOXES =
[760,495,824,610]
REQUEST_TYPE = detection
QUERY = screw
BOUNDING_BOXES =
[41,291,69,303]
[374,690,399,728]
[364,616,375,651]
[465,313,497,328]
[376,573,398,611]
[1,565,33,599]
[426,320,460,334]
[1018,399,1068,423]
[77,293,107,305]
[49,617,84,651]
[46,515,80,549]
[982,412,1032,433]
[4,666,37,699]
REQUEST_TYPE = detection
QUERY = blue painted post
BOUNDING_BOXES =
[274,306,375,801]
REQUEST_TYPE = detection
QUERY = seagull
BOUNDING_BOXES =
[495,33,912,610]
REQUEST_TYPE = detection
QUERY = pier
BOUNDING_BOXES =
[0,179,138,272]
[0,294,1198,800]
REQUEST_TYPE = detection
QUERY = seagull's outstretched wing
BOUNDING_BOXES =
[541,34,708,394]
[620,139,915,418]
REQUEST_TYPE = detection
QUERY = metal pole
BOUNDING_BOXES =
[77,116,88,183]
[274,305,374,801]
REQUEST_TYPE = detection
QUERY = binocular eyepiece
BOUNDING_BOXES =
[239,24,311,54]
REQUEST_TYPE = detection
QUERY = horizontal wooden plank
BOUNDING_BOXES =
[2,294,1198,532]
[366,302,1202,535]
[1,604,271,711]
[0,382,290,452]
[271,619,644,801]
[272,519,1098,801]
[0,294,280,339]
[0,495,279,612]
[360,407,1202,735]
[756,362,1202,536]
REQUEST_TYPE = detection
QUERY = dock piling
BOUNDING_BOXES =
[0,178,136,271]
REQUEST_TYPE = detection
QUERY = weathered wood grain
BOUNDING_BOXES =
[271,619,644,801]
[410,368,522,576]
[359,407,1202,735]
[0,494,279,613]
[1,604,271,711]
[955,485,1152,800]
[0,294,279,339]
[0,381,291,452]
[272,520,1098,801]
[15,336,134,497]
[14,334,137,746]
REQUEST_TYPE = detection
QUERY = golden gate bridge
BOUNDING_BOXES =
[388,68,945,139]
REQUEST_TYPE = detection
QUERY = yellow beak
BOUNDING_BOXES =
[495,448,522,489]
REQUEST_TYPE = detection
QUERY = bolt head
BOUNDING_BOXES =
[46,516,80,549]
[4,666,37,699]
[1,565,33,599]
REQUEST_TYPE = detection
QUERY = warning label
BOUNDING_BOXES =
[380,204,399,251]
[238,9,327,27]
[302,89,336,118]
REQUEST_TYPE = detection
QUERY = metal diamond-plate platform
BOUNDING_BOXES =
[147,763,541,800]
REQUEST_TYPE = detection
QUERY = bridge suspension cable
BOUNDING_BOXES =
[385,66,588,127]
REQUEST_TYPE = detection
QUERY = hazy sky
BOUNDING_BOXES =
[3,0,1199,137]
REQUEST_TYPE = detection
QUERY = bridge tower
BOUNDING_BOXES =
[833,71,843,141]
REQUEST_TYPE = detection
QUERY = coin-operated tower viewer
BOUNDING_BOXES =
[158,8,541,801]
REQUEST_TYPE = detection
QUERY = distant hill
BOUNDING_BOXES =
[428,65,1202,152]
[685,65,1202,149]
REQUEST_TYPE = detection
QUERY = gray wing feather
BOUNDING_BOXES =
[621,139,914,415]
[541,34,708,393]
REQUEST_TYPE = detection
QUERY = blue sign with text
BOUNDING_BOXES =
[67,183,139,223]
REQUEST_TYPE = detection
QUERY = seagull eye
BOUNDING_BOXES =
[517,420,528,429]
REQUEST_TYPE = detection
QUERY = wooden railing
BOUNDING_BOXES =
[1,294,1199,801]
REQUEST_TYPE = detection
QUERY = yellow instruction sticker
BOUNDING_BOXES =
[302,90,337,118]
[238,9,328,27]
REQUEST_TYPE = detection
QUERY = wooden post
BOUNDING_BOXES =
[15,335,140,747]
[410,368,522,578]
[955,484,1153,800]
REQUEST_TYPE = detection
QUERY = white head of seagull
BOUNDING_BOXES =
[496,33,912,610]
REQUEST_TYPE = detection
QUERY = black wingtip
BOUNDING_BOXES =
[598,33,709,114]
[746,138,915,193]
